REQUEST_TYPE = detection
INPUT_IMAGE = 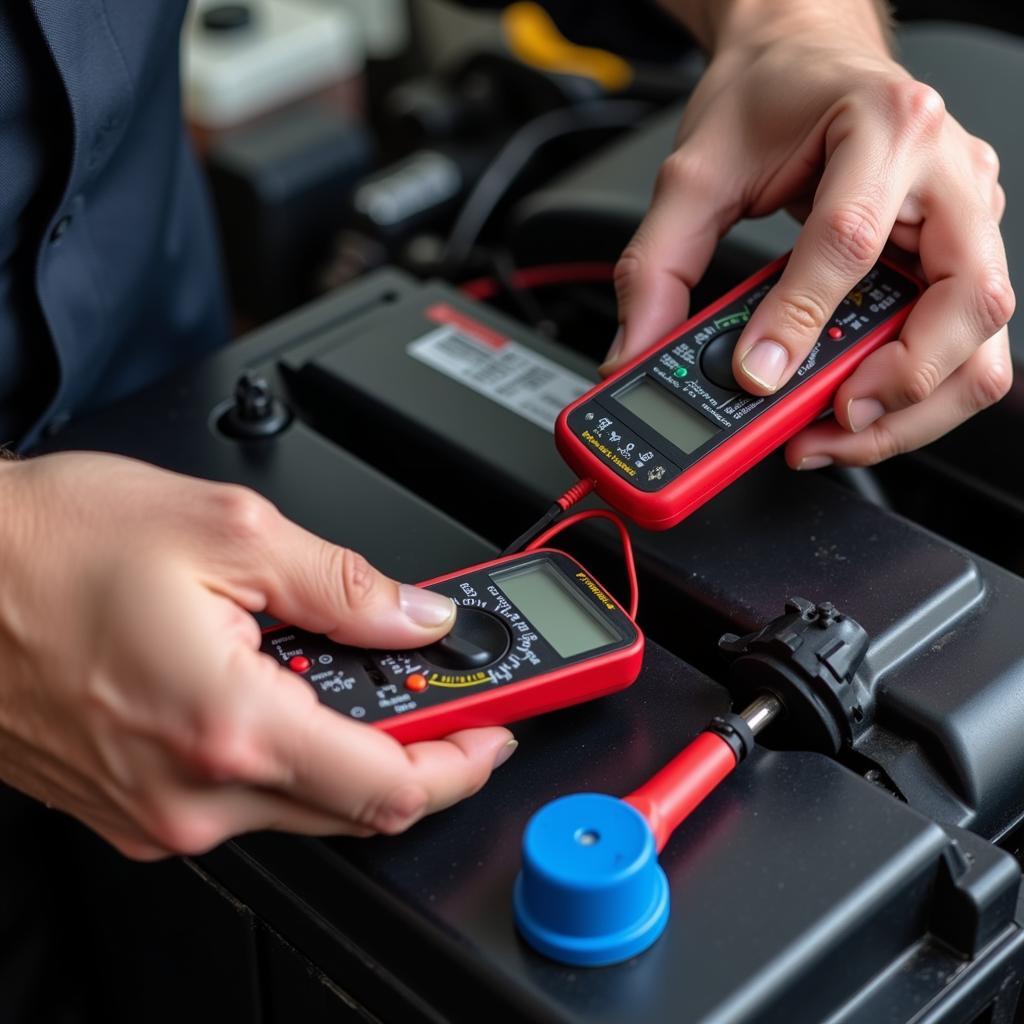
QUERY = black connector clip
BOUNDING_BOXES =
[707,712,757,764]
[719,597,871,754]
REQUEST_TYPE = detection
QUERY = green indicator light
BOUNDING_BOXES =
[714,304,751,330]
[673,366,688,379]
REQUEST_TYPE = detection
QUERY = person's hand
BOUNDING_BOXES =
[608,0,1014,467]
[0,453,516,860]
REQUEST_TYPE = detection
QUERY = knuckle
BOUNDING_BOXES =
[655,151,712,199]
[362,783,430,836]
[888,79,946,138]
[775,291,830,334]
[614,247,645,292]
[822,204,885,269]
[212,484,276,543]
[973,272,1016,337]
[332,546,380,614]
[900,358,944,407]
[972,356,1013,409]
[188,714,263,785]
[973,138,1000,179]
[147,804,227,857]
[654,153,684,192]
[613,243,651,311]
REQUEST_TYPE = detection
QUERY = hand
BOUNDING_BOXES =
[0,453,515,860]
[608,0,1014,467]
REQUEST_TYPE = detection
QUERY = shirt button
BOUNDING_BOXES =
[50,216,72,243]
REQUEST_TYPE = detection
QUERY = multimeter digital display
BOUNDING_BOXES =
[556,254,921,530]
[260,550,643,743]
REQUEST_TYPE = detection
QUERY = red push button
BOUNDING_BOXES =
[827,326,844,340]
[406,673,429,692]
[288,655,311,673]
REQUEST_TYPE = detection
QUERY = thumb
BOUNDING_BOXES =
[229,505,456,648]
[603,152,722,375]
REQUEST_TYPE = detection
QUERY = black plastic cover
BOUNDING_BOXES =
[719,597,872,753]
[278,269,1024,842]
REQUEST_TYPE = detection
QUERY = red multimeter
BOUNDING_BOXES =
[556,254,922,530]
[260,549,643,743]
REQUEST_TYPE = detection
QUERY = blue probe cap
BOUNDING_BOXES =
[513,793,669,967]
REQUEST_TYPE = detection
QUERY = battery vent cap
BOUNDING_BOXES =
[513,792,668,967]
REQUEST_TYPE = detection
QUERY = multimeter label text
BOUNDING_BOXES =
[575,418,682,491]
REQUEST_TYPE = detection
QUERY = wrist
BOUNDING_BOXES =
[660,0,892,59]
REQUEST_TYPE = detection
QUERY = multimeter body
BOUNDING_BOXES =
[556,254,921,530]
[260,549,643,743]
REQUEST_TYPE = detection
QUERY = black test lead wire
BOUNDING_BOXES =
[501,478,595,557]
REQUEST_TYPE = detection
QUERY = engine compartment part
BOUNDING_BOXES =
[270,267,1024,842]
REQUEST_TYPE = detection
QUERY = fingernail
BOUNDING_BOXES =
[399,584,456,628]
[740,340,789,391]
[493,738,518,769]
[599,326,625,374]
[797,454,834,471]
[847,398,886,433]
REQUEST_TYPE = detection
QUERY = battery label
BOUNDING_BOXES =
[408,323,592,433]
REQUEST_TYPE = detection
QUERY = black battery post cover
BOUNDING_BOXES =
[218,372,292,440]
[719,597,872,754]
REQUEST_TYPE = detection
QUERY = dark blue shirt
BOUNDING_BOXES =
[0,1,228,450]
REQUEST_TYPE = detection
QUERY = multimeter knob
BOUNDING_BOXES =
[699,328,743,391]
[421,608,511,670]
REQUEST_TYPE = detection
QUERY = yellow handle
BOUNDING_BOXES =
[502,2,634,92]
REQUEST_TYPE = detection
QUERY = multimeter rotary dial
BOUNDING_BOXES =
[387,590,541,687]
[421,607,511,670]
[699,328,742,391]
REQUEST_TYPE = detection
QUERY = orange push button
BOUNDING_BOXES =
[406,673,429,692]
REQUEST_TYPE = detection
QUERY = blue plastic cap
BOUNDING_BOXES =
[513,793,669,967]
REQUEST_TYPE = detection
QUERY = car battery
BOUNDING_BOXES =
[269,267,1024,847]
[35,272,1024,1023]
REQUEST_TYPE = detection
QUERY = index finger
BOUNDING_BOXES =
[606,147,727,373]
[250,653,516,833]
[734,83,944,393]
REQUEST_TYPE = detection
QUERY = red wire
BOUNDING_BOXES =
[460,262,617,301]
[524,507,639,620]
[555,478,594,511]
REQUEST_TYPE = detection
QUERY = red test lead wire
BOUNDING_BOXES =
[500,478,595,557]
[460,262,617,301]
[523,505,638,619]
[554,477,595,511]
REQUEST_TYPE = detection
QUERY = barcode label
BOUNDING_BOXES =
[407,325,592,433]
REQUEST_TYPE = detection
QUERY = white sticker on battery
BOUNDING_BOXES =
[407,325,592,433]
